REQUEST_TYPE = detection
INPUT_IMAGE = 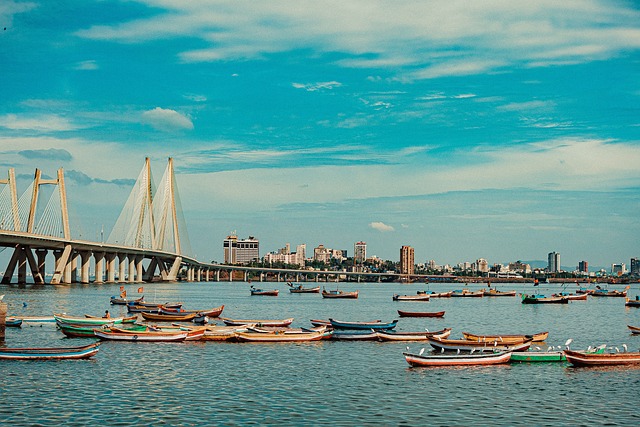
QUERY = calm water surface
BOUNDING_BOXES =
[1,281,639,426]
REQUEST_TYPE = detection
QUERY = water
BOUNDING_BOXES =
[1,281,639,426]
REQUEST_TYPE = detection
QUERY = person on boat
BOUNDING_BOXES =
[103,310,111,319]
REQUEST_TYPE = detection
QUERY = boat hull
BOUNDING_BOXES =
[521,295,568,304]
[397,310,445,318]
[377,328,451,341]
[289,286,321,293]
[427,337,532,352]
[0,342,100,360]
[235,330,325,342]
[94,329,188,342]
[510,351,566,362]
[462,331,548,343]
[404,351,511,367]
[329,318,398,330]
[140,312,197,322]
[393,294,430,301]
[321,290,359,298]
[564,349,640,366]
[220,317,294,327]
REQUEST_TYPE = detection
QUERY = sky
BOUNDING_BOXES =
[1,0,639,270]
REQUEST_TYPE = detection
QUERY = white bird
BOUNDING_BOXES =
[0,294,4,301]
[419,348,425,356]
[547,346,553,352]
[623,344,628,352]
[441,347,444,353]
[587,346,592,352]
[457,349,460,355]
[564,339,573,348]
[470,348,475,354]
[406,346,410,352]
[535,346,541,351]
[615,347,620,353]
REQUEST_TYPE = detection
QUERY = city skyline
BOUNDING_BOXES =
[1,1,639,267]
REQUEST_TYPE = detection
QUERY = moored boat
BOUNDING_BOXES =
[417,291,453,298]
[377,328,452,342]
[220,317,294,327]
[521,294,568,304]
[392,294,430,301]
[0,342,100,360]
[110,325,206,341]
[329,318,398,330]
[158,304,224,317]
[625,297,640,307]
[94,328,188,342]
[403,350,512,367]
[552,292,588,301]
[140,311,198,322]
[511,343,605,362]
[331,330,379,340]
[427,336,532,352]
[136,301,183,309]
[564,348,640,366]
[451,289,484,297]
[462,331,549,343]
[5,317,23,327]
[591,287,629,297]
[482,289,517,297]
[11,316,56,324]
[321,288,359,298]
[110,295,144,305]
[397,310,445,318]
[287,283,321,293]
[627,325,640,335]
[235,328,326,342]
[54,313,137,326]
[58,322,146,338]
[250,286,279,296]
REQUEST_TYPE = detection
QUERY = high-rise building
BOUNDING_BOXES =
[236,236,259,265]
[400,246,415,275]
[475,258,489,274]
[313,245,331,263]
[630,258,639,275]
[354,241,367,264]
[223,234,238,264]
[578,261,588,273]
[611,263,626,276]
[548,252,560,273]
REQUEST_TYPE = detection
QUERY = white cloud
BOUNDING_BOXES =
[74,60,98,70]
[369,221,395,232]
[292,81,342,92]
[0,113,81,132]
[141,107,194,132]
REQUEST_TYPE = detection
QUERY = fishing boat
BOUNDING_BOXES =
[58,323,146,338]
[11,316,55,324]
[235,328,326,342]
[140,311,198,322]
[462,331,549,343]
[110,325,206,341]
[591,287,628,297]
[564,349,640,366]
[417,291,453,297]
[136,301,183,309]
[158,304,224,317]
[627,325,640,335]
[250,286,279,296]
[54,313,137,326]
[392,294,430,301]
[482,289,517,297]
[576,288,595,295]
[201,325,244,341]
[451,289,484,297]
[552,292,588,301]
[309,319,332,327]
[110,295,144,305]
[521,294,568,304]
[94,328,189,342]
[403,349,512,367]
[321,288,359,299]
[397,310,445,318]
[220,317,294,327]
[426,336,532,352]
[377,328,452,342]
[5,317,23,327]
[127,304,159,313]
[331,330,379,340]
[0,342,100,360]
[329,318,398,330]
[287,283,321,293]
[625,297,640,307]
[511,342,605,362]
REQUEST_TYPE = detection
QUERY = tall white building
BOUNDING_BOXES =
[224,234,259,265]
[548,251,560,273]
[354,241,367,264]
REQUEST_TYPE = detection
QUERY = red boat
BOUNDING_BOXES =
[564,348,640,366]
[321,288,358,299]
[404,350,512,367]
[159,305,224,317]
[397,310,445,318]
[250,287,279,296]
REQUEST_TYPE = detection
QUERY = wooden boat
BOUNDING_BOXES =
[521,294,568,304]
[202,325,244,341]
[451,289,484,297]
[397,310,445,318]
[220,317,294,327]
[235,328,326,342]
[309,319,332,327]
[511,344,605,362]
[329,318,398,330]
[158,304,224,317]
[404,350,512,367]
[591,288,628,297]
[11,316,55,324]
[250,286,279,296]
[287,283,321,293]
[482,289,517,297]
[377,328,452,342]
[94,328,188,342]
[462,331,549,343]
[321,288,359,299]
[552,292,588,301]
[58,322,146,338]
[54,313,137,326]
[0,342,100,360]
[392,294,430,301]
[110,325,206,341]
[127,304,159,313]
[427,336,532,352]
[136,301,183,308]
[331,330,379,340]
[417,291,453,297]
[576,288,595,295]
[5,317,23,327]
[140,311,198,322]
[110,295,144,305]
[625,297,640,307]
[627,325,640,334]
[564,349,640,366]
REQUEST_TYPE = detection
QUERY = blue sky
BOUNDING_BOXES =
[1,0,639,269]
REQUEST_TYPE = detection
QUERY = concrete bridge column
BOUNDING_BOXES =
[243,271,248,282]
[118,254,127,282]
[259,272,264,282]
[105,253,116,283]
[197,268,202,282]
[215,270,220,282]
[203,269,209,282]
[128,256,136,283]
[17,247,27,284]
[228,269,233,282]
[80,251,91,284]
[277,273,281,282]
[315,274,319,283]
[36,249,47,282]
[0,299,6,341]
[94,252,105,284]
[135,256,143,283]
[62,252,73,284]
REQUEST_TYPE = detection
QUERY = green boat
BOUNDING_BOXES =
[58,322,146,338]
[511,342,605,362]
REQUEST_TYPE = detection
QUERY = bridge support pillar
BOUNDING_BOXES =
[70,253,79,283]
[243,271,248,282]
[17,247,27,284]
[50,246,70,285]
[118,254,127,282]
[277,273,281,282]
[94,252,105,284]
[228,269,233,282]
[315,275,318,283]
[197,268,202,282]
[135,256,143,283]
[36,249,47,283]
[79,251,91,284]
[203,269,209,282]
[128,256,136,283]
[105,253,116,283]
[215,270,220,282]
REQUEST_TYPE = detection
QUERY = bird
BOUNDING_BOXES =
[440,347,444,353]
[470,348,475,354]
[615,347,620,353]
[0,295,4,301]
[419,348,425,356]
[623,344,628,352]
[456,349,460,355]
[535,346,541,351]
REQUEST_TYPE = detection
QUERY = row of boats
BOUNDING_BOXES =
[249,284,359,298]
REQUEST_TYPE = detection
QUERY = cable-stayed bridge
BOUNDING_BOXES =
[0,158,207,284]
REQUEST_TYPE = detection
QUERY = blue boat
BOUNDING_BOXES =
[521,294,568,304]
[329,318,398,330]
[5,317,23,327]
